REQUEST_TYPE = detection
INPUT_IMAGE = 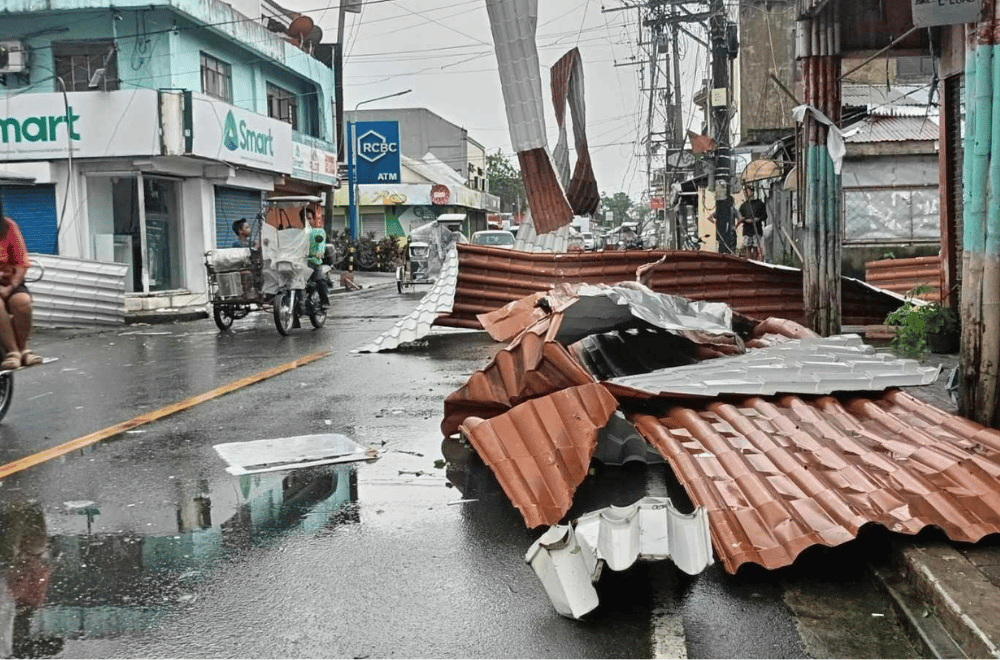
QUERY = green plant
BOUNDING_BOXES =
[885,288,959,357]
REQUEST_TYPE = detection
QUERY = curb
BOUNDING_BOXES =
[126,310,209,325]
[871,561,965,658]
[881,541,1000,659]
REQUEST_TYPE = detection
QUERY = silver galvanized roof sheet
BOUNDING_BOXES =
[606,335,941,397]
[841,84,932,109]
[29,254,128,327]
[356,245,459,352]
[512,214,570,253]
[485,0,546,152]
[843,115,939,144]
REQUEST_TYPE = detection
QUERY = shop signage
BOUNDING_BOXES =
[650,196,664,210]
[0,90,160,161]
[912,0,982,26]
[191,93,292,173]
[431,184,450,205]
[353,121,400,184]
[292,138,338,186]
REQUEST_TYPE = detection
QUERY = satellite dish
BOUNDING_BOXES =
[306,24,323,45]
[287,14,314,38]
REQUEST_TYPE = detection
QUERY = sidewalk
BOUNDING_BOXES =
[882,350,1000,658]
[124,269,397,324]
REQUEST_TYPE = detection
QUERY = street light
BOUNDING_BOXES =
[348,89,412,240]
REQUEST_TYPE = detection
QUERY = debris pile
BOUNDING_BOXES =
[433,277,1000,619]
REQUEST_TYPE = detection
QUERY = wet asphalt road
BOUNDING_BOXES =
[0,285,922,658]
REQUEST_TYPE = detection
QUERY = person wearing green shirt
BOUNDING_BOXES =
[305,208,329,309]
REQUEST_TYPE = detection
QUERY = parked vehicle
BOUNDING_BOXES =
[205,196,327,335]
[470,230,515,248]
[581,231,594,250]
[396,219,468,293]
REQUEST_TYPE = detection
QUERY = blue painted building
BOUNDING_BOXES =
[0,0,338,308]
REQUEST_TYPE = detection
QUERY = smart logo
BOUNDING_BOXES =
[0,107,81,144]
[223,110,274,157]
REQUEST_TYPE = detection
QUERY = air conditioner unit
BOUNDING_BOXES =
[0,41,28,74]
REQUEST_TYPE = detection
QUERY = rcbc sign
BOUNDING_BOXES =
[353,120,401,184]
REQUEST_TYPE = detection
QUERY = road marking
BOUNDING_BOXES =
[0,350,330,479]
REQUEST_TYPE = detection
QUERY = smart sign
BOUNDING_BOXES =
[353,120,401,185]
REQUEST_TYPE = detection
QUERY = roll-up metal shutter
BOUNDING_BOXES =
[361,212,385,239]
[0,185,58,254]
[214,186,262,248]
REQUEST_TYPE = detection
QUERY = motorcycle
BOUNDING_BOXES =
[259,197,328,335]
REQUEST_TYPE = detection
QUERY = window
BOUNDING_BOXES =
[267,83,298,130]
[53,41,118,91]
[843,186,940,243]
[201,53,232,103]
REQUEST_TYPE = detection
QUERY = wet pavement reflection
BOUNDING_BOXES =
[0,465,358,654]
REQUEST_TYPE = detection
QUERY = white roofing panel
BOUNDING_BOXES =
[526,497,713,619]
[608,335,942,397]
[485,0,547,152]
[356,244,459,352]
[30,254,128,327]
[512,214,570,252]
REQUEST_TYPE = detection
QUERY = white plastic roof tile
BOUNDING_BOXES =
[356,245,459,352]
[525,497,713,619]
[485,0,547,152]
[607,335,942,397]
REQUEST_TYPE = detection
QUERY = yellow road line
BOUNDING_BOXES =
[0,350,330,480]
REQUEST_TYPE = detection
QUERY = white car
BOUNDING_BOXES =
[581,232,594,250]
[471,230,516,248]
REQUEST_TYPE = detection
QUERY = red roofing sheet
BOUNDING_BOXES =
[631,389,1000,573]
[550,48,600,216]
[459,383,619,528]
[865,255,943,302]
[517,148,574,234]
[439,246,902,330]
[442,331,594,437]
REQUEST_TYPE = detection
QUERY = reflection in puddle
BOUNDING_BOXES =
[0,465,359,650]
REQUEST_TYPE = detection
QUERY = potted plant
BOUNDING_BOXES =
[885,287,960,357]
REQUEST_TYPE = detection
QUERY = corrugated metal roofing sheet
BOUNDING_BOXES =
[459,382,619,528]
[512,215,571,253]
[356,245,459,352]
[550,48,600,216]
[442,331,593,437]
[439,245,905,330]
[631,389,1000,573]
[605,335,941,398]
[517,148,574,234]
[865,255,943,301]
[30,255,128,327]
[841,84,932,109]
[843,115,939,143]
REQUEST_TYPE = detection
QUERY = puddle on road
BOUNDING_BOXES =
[0,464,360,650]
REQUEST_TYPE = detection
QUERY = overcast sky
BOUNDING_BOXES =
[298,0,709,201]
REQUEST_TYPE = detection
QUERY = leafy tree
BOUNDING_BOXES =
[486,150,527,214]
[600,191,634,227]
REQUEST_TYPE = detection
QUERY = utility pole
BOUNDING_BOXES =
[709,0,735,254]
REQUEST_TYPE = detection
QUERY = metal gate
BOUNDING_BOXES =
[361,212,385,239]
[214,186,262,248]
[0,185,58,254]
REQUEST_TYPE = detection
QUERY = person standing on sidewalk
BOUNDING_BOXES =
[736,183,767,261]
[0,214,41,370]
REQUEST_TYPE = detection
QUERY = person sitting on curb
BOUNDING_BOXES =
[0,215,41,370]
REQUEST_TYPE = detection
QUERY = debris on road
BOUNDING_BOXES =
[213,433,374,475]
[526,496,713,619]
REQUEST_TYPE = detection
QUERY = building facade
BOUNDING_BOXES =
[0,0,338,311]
[335,108,498,238]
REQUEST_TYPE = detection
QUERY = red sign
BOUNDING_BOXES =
[650,196,665,210]
[431,184,451,205]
